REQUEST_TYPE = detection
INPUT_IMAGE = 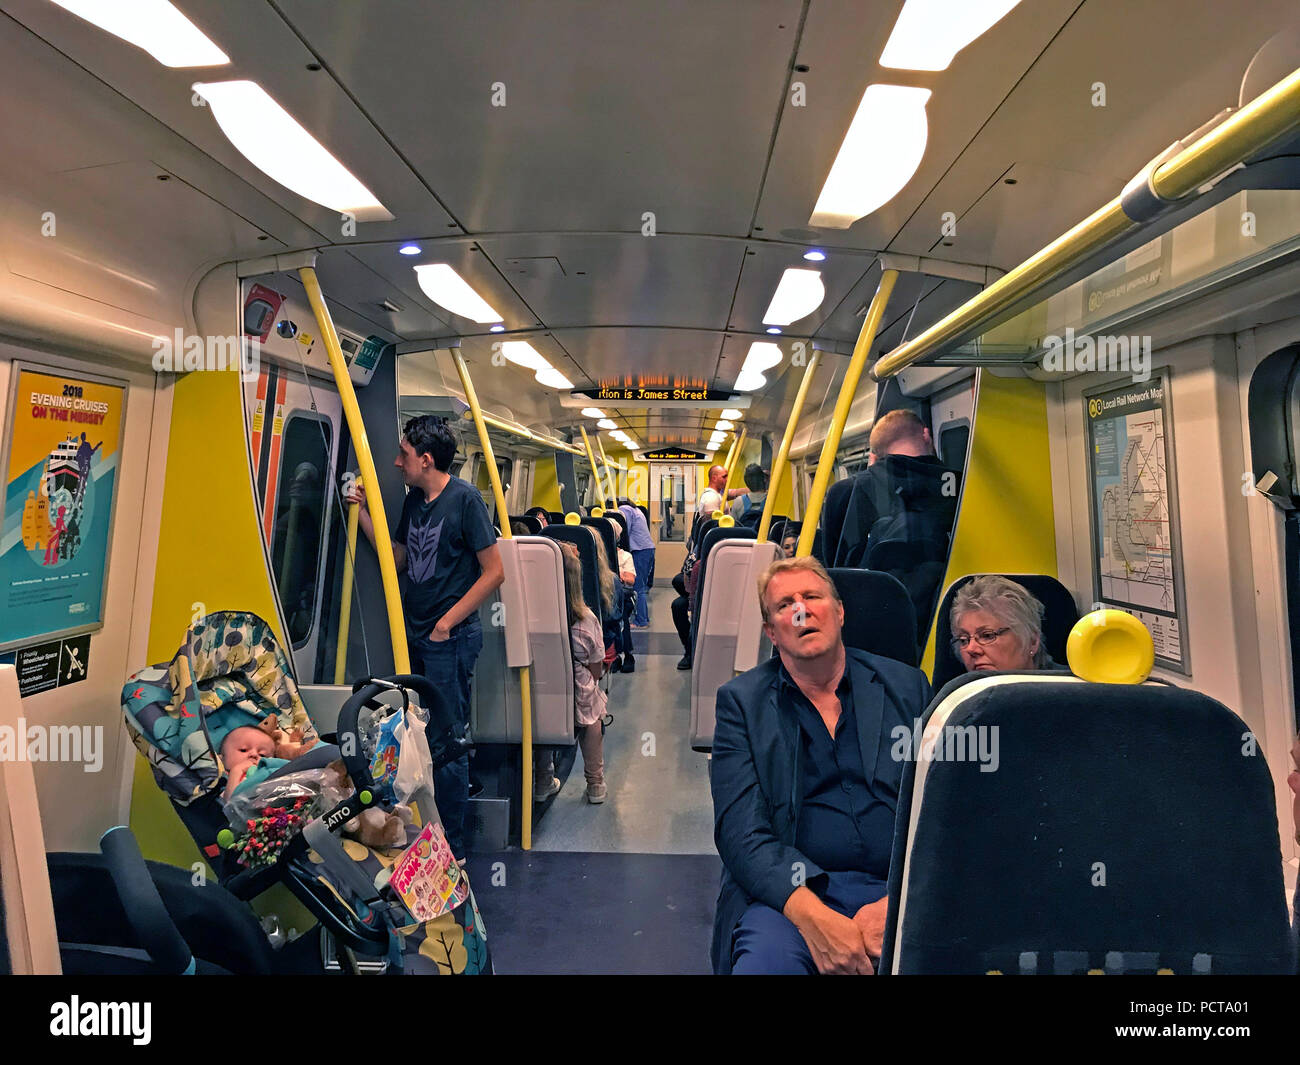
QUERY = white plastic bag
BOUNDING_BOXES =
[393,707,438,825]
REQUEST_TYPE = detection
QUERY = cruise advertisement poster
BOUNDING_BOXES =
[0,365,126,649]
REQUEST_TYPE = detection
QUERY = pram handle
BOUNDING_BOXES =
[100,826,195,975]
[336,674,468,795]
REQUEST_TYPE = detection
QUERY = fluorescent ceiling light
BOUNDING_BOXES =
[497,341,548,370]
[534,366,573,390]
[715,420,734,431]
[735,342,783,392]
[597,419,617,429]
[399,244,421,255]
[803,250,826,262]
[581,408,605,419]
[880,0,1022,72]
[809,85,931,229]
[52,0,229,67]
[411,264,501,323]
[489,325,505,333]
[763,269,826,327]
[192,81,390,219]
[721,409,743,420]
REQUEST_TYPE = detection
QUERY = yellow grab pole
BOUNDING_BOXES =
[873,66,1300,380]
[719,435,738,482]
[299,267,410,674]
[578,426,603,510]
[798,269,898,556]
[594,433,619,506]
[449,353,536,849]
[721,428,748,505]
[332,500,359,685]
[758,348,821,543]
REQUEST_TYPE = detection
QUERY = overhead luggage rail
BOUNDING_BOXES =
[872,64,1300,380]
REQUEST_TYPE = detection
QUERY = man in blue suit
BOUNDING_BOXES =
[711,555,931,974]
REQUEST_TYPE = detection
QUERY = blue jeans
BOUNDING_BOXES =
[631,548,654,625]
[408,618,483,856]
[730,870,886,975]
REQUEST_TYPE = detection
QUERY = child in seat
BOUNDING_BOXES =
[534,542,609,804]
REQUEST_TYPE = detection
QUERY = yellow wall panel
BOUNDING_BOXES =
[921,372,1058,677]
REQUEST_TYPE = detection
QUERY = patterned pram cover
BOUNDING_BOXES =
[121,611,489,974]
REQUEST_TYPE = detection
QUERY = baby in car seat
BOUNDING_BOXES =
[220,721,409,848]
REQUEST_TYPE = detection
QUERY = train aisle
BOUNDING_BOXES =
[466,582,721,973]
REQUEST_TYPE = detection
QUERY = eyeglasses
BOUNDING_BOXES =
[950,627,1010,653]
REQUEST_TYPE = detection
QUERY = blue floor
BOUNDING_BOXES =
[470,585,720,972]
[465,850,721,974]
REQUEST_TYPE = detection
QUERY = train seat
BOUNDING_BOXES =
[688,525,756,658]
[931,574,1079,689]
[510,514,543,534]
[880,673,1294,975]
[689,534,777,752]
[473,536,575,746]
[541,525,605,629]
[826,568,919,666]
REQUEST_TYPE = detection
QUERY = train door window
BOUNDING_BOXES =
[654,465,686,542]
[938,421,970,471]
[270,414,332,648]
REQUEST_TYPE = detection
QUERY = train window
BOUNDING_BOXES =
[938,421,970,472]
[270,414,332,648]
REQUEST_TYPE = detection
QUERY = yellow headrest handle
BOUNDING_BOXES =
[711,509,724,521]
[590,506,604,518]
[564,512,581,526]
[718,514,735,528]
[1066,609,1155,684]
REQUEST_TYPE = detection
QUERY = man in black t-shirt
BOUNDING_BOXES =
[347,416,503,855]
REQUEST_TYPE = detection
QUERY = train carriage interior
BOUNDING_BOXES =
[1,0,1300,991]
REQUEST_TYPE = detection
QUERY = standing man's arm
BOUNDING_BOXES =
[428,495,504,641]
[430,543,504,640]
[346,482,406,573]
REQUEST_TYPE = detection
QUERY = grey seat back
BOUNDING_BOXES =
[690,538,779,751]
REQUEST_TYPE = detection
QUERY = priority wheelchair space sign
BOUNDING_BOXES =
[13,633,90,697]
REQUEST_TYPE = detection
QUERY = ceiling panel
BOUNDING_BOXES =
[276,0,803,234]
[890,0,1300,264]
[752,0,1082,251]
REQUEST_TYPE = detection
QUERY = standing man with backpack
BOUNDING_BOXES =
[834,410,959,647]
[730,464,768,526]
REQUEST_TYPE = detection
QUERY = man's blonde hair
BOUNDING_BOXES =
[869,408,929,456]
[756,555,841,623]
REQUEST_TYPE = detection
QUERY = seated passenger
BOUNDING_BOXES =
[535,542,608,804]
[780,525,799,559]
[949,575,1057,672]
[524,505,549,527]
[510,520,531,537]
[711,556,931,974]
[607,517,637,673]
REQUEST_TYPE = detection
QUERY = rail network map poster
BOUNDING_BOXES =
[1084,371,1189,672]
[0,364,126,649]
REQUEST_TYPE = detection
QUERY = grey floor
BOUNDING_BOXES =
[531,584,716,855]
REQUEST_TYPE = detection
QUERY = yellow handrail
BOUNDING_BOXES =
[721,428,748,512]
[332,500,359,685]
[450,352,536,849]
[299,266,410,673]
[872,65,1300,380]
[594,433,619,506]
[798,269,898,556]
[577,426,603,511]
[757,349,821,543]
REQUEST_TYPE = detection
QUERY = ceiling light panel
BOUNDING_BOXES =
[51,0,229,67]
[810,85,931,230]
[581,408,606,419]
[413,264,502,322]
[734,342,784,392]
[192,81,390,219]
[879,0,1022,72]
[763,268,825,326]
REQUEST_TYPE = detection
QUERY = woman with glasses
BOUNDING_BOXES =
[949,575,1059,673]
